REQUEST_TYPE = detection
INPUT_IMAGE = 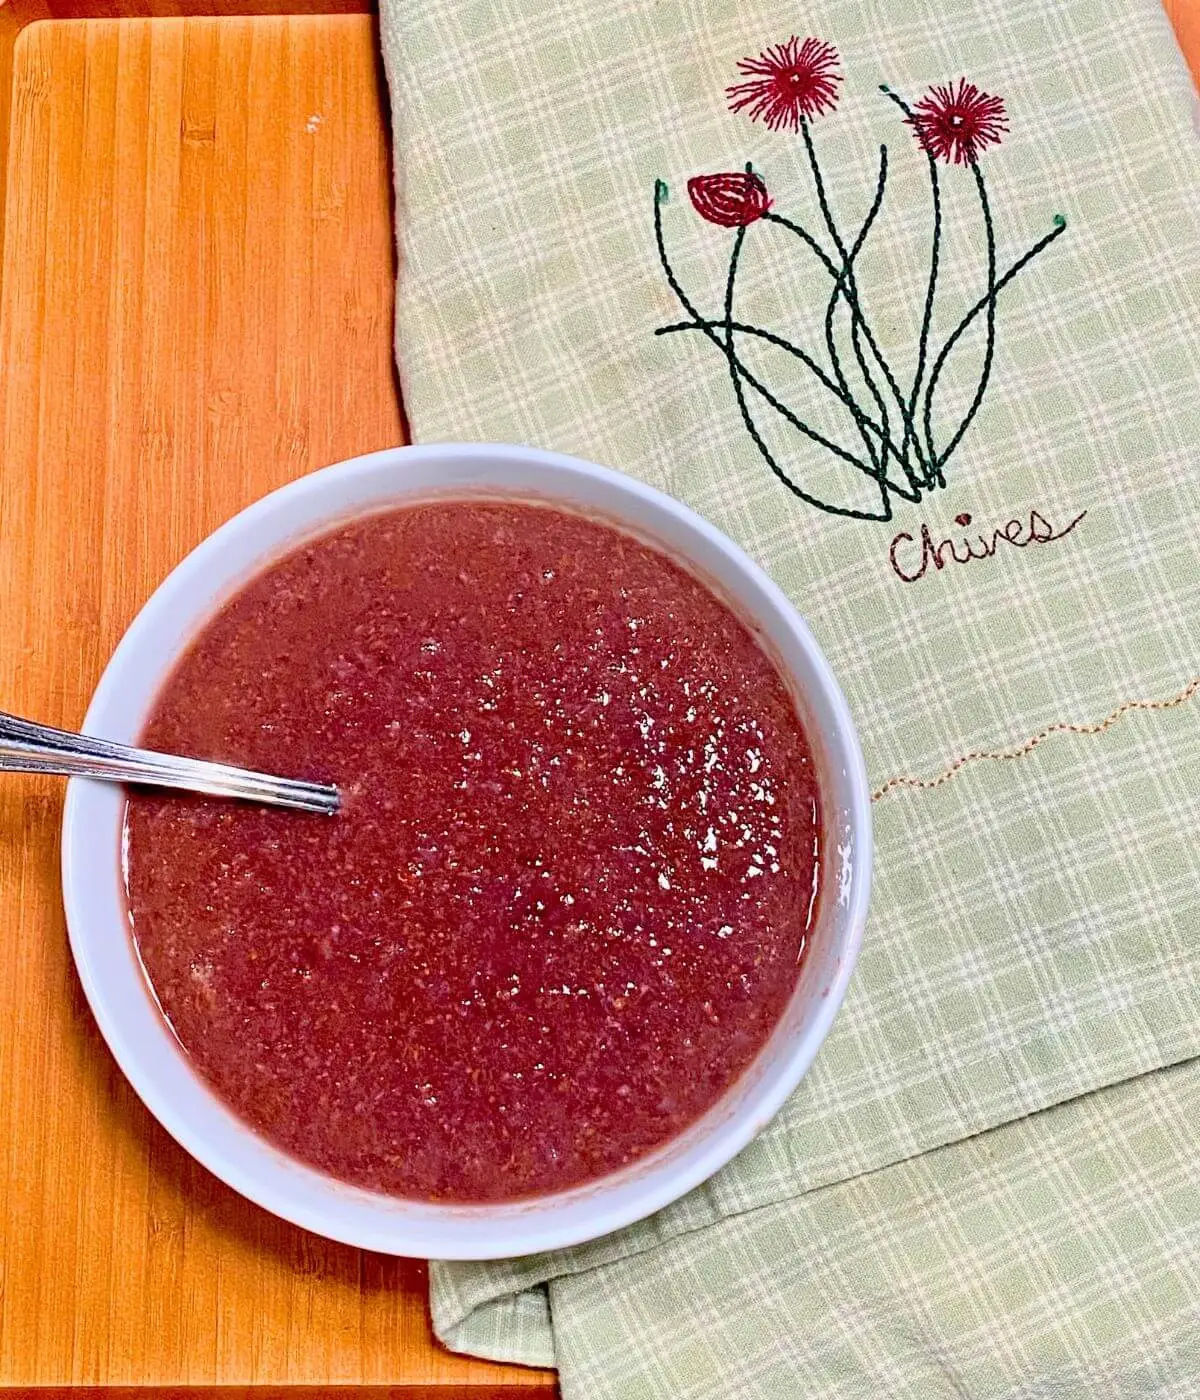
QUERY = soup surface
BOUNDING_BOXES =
[125,500,822,1201]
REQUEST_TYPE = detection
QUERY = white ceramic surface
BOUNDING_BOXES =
[61,443,871,1260]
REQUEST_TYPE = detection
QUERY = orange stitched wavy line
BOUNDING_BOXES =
[872,676,1200,803]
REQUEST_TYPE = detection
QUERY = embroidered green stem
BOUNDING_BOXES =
[761,208,909,485]
[720,221,893,520]
[823,146,892,487]
[653,180,891,518]
[758,211,840,279]
[923,212,1068,474]
[881,85,941,485]
[656,178,918,503]
[655,322,873,434]
[931,160,998,478]
[657,317,921,505]
[765,158,922,497]
[748,157,880,485]
[798,115,921,476]
[829,146,926,494]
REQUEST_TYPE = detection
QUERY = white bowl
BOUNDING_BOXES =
[62,442,871,1260]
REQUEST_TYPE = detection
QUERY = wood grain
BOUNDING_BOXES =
[0,16,550,1391]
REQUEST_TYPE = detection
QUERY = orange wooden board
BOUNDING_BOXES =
[0,14,550,1390]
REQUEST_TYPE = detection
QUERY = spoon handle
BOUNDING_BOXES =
[0,710,339,814]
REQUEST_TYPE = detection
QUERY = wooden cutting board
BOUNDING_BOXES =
[0,0,1194,1389]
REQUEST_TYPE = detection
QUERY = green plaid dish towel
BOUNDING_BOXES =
[379,0,1200,1392]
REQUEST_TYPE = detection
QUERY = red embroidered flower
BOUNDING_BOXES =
[726,37,842,131]
[687,171,772,227]
[908,79,1008,165]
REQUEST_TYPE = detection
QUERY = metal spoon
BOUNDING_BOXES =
[0,709,339,815]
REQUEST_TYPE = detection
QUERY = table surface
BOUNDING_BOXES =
[0,2,1194,1390]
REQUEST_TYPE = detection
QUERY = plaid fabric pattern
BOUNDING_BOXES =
[379,0,1200,1386]
[547,1059,1200,1398]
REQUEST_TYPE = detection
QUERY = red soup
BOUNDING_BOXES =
[124,500,822,1202]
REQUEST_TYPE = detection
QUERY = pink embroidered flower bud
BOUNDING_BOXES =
[687,171,772,227]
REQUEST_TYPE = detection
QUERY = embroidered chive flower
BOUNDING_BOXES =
[726,37,842,131]
[908,79,1008,165]
[687,171,772,227]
